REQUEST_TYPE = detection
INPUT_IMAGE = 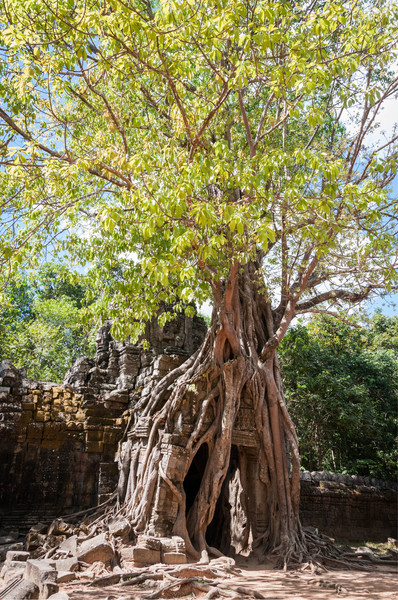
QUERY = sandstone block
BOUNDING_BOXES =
[0,578,39,599]
[85,408,107,417]
[50,412,66,422]
[136,536,161,551]
[54,558,78,573]
[162,552,187,564]
[77,534,114,564]
[22,401,35,410]
[159,536,186,553]
[39,582,58,599]
[0,561,26,582]
[85,430,103,442]
[23,560,57,587]
[26,424,43,440]
[56,572,76,584]
[41,440,62,450]
[46,593,70,600]
[48,521,73,537]
[103,429,122,444]
[300,470,312,481]
[85,441,103,453]
[119,546,135,561]
[66,421,83,431]
[6,551,30,562]
[0,543,24,562]
[108,518,130,538]
[58,536,78,556]
[120,546,160,566]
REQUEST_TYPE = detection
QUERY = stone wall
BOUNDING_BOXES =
[299,470,398,542]
[0,360,126,531]
[0,311,207,533]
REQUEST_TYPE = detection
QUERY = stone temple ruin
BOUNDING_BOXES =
[0,309,397,569]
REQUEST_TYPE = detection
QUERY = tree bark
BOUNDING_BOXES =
[116,259,306,566]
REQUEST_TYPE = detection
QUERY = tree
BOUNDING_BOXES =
[0,0,397,565]
[279,315,398,480]
[0,265,95,381]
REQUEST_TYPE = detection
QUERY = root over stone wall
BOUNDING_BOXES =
[0,312,396,544]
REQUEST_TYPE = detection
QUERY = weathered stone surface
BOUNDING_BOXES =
[299,472,398,541]
[0,562,26,583]
[162,552,187,564]
[54,558,78,573]
[55,572,76,584]
[118,546,135,562]
[108,518,130,539]
[136,536,162,551]
[46,592,70,600]
[39,582,58,599]
[0,544,24,563]
[0,549,30,582]
[58,536,77,556]
[120,546,160,566]
[0,578,39,599]
[5,552,30,563]
[23,560,57,587]
[19,560,58,599]
[0,361,22,388]
[156,536,186,555]
[77,534,114,564]
[0,311,207,533]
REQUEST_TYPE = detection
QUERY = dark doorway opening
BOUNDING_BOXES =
[206,445,240,553]
[183,443,209,514]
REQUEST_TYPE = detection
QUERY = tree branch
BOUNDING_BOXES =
[238,90,255,158]
[295,287,372,312]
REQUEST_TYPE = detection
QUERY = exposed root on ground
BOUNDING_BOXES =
[87,559,266,599]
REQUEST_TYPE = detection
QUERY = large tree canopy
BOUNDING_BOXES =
[0,0,397,330]
[0,0,397,566]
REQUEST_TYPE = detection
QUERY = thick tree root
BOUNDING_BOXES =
[87,559,265,599]
[141,576,266,599]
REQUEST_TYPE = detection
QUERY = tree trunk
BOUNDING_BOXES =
[116,260,306,566]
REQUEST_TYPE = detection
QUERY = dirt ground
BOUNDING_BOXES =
[63,562,398,600]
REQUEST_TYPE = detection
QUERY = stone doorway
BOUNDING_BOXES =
[183,442,209,515]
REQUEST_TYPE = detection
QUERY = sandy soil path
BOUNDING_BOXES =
[63,563,398,600]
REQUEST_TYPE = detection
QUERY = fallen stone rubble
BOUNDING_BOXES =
[0,518,190,600]
[1,516,397,600]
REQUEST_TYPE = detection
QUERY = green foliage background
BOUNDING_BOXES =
[279,314,398,480]
[0,265,95,382]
